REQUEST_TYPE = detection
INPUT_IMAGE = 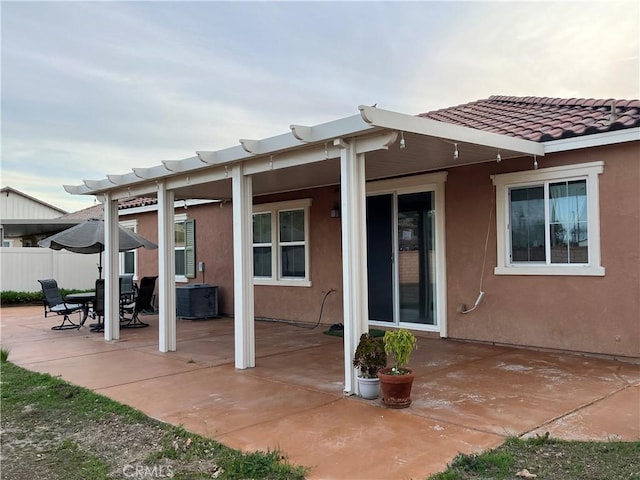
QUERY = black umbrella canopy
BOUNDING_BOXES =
[38,218,158,253]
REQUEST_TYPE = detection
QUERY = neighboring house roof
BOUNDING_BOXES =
[419,95,640,142]
[1,186,68,217]
[60,197,158,220]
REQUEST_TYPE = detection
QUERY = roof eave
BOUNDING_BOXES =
[543,127,640,153]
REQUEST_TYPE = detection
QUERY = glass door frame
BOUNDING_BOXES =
[366,172,448,335]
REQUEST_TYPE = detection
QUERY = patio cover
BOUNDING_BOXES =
[62,105,545,395]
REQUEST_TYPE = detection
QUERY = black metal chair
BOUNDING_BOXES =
[90,279,105,332]
[121,276,157,328]
[37,279,84,330]
[119,275,136,304]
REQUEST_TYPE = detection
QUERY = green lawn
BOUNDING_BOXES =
[0,356,307,480]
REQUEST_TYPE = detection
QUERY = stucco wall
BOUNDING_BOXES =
[131,189,345,325]
[445,142,639,359]
[252,187,344,326]
[126,141,639,359]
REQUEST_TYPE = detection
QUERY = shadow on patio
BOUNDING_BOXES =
[2,305,638,479]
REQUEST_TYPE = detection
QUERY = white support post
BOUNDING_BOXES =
[157,183,176,352]
[232,164,255,369]
[338,139,370,395]
[104,194,120,341]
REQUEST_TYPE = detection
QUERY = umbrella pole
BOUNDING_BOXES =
[98,251,103,280]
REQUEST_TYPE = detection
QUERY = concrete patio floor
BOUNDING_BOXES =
[1,305,639,479]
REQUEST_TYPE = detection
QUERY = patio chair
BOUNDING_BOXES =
[120,276,157,328]
[119,274,137,317]
[37,279,84,330]
[90,279,105,332]
[119,275,136,305]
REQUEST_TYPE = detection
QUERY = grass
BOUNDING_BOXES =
[0,359,307,480]
[428,435,640,480]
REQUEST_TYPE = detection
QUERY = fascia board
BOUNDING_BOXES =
[359,105,545,157]
[543,128,640,153]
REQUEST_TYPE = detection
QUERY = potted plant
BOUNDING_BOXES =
[377,329,418,408]
[352,332,387,399]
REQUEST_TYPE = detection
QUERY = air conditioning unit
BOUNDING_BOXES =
[176,284,218,319]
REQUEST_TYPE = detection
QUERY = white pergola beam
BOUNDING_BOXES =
[239,139,260,154]
[359,105,545,157]
[290,124,312,142]
[243,131,399,176]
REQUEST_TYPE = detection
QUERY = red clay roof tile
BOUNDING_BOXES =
[420,95,640,142]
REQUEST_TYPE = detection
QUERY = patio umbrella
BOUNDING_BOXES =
[38,218,158,278]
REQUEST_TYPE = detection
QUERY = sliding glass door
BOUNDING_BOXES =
[367,189,438,328]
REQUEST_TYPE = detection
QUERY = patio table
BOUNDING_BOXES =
[65,292,95,327]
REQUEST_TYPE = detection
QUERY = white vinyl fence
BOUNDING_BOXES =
[0,247,99,292]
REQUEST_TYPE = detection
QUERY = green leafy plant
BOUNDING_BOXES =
[352,333,387,378]
[382,329,417,374]
[1,289,91,306]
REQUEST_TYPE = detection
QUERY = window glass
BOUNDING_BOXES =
[510,186,545,262]
[253,213,271,243]
[281,245,305,278]
[279,210,305,242]
[175,222,185,247]
[123,251,135,274]
[549,180,588,264]
[175,249,186,276]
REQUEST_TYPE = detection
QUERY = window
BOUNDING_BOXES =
[253,199,311,286]
[175,214,195,281]
[119,220,137,276]
[493,162,604,276]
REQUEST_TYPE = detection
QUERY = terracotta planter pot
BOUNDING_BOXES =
[377,367,415,409]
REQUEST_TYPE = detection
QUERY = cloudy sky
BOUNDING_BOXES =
[1,1,638,213]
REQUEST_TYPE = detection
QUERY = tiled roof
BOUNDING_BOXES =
[420,95,640,142]
[119,197,157,210]
[61,197,157,219]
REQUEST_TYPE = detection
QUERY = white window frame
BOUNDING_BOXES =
[253,198,312,287]
[492,161,605,276]
[119,219,138,279]
[174,213,188,283]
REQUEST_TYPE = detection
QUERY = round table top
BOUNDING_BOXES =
[65,292,95,301]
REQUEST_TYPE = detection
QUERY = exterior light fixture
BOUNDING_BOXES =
[453,143,459,160]
[533,156,538,170]
[400,131,406,149]
[330,203,341,218]
[496,152,502,163]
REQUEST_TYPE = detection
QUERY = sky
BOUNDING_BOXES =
[1,0,638,213]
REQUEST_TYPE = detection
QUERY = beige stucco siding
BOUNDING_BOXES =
[131,141,638,359]
[445,142,639,359]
